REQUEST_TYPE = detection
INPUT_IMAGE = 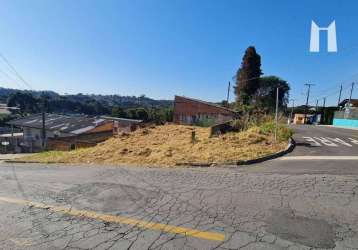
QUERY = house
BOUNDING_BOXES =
[173,96,238,125]
[101,116,143,134]
[338,99,358,109]
[0,132,23,153]
[0,104,11,115]
[293,114,315,124]
[7,114,114,152]
[333,99,358,128]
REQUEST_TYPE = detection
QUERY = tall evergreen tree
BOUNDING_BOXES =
[234,46,263,105]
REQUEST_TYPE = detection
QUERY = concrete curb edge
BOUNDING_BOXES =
[3,160,65,164]
[176,137,296,167]
[235,137,296,166]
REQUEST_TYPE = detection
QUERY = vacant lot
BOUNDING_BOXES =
[22,124,289,167]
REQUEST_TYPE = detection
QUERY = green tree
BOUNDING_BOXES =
[255,76,290,111]
[234,46,263,105]
[111,106,126,117]
[7,92,40,114]
[135,108,149,121]
[125,108,138,119]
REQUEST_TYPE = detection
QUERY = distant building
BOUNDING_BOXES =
[293,114,315,125]
[100,116,143,134]
[333,99,358,128]
[0,103,12,115]
[173,96,238,125]
[7,114,114,152]
[338,99,358,109]
[0,132,23,153]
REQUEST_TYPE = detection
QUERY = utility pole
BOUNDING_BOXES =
[322,97,326,124]
[337,84,343,106]
[347,82,355,109]
[289,99,295,124]
[41,96,46,150]
[304,83,314,124]
[226,81,231,106]
[315,99,319,124]
[315,99,319,112]
[274,87,279,141]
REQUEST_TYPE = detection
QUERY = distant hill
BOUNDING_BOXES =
[0,87,59,103]
[0,87,173,109]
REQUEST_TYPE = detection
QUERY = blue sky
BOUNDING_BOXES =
[0,0,357,106]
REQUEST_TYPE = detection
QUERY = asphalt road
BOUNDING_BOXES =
[0,125,357,250]
[289,125,358,156]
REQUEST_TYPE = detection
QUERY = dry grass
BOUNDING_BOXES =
[21,124,288,167]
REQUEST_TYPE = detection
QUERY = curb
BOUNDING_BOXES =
[176,138,296,167]
[3,160,64,164]
[235,137,295,165]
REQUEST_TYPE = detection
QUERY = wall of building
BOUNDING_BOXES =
[333,109,358,128]
[47,131,113,151]
[174,96,236,125]
[0,135,22,153]
[19,122,113,152]
[333,118,358,128]
[21,127,75,152]
[88,122,114,133]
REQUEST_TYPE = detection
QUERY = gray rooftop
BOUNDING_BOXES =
[7,114,111,135]
[100,116,143,123]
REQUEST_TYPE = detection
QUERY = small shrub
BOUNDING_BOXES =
[194,117,216,127]
[259,121,293,142]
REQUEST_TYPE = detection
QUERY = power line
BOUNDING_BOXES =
[0,52,33,90]
[305,72,358,103]
[0,68,24,89]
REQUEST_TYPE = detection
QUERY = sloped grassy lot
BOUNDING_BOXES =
[20,123,292,167]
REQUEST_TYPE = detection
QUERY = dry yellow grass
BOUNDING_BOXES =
[21,124,287,167]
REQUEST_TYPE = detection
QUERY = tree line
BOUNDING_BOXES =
[6,92,173,123]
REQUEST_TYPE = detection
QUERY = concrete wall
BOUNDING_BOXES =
[333,118,358,128]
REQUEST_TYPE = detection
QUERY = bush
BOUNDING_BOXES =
[194,117,216,127]
[259,121,293,141]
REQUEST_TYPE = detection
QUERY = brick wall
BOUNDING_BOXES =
[47,131,113,151]
[174,96,237,125]
[89,121,114,133]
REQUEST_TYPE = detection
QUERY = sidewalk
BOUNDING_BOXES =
[0,154,33,161]
[316,125,358,131]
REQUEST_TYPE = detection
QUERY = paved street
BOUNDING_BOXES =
[0,125,357,250]
[289,125,358,157]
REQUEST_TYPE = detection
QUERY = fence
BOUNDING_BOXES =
[333,109,358,128]
[334,109,358,120]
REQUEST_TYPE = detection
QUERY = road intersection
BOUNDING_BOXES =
[0,125,357,249]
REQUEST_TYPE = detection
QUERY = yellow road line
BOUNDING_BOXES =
[0,196,225,242]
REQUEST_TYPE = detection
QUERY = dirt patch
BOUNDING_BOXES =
[21,124,287,167]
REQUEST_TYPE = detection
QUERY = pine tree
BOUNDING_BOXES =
[234,46,263,105]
